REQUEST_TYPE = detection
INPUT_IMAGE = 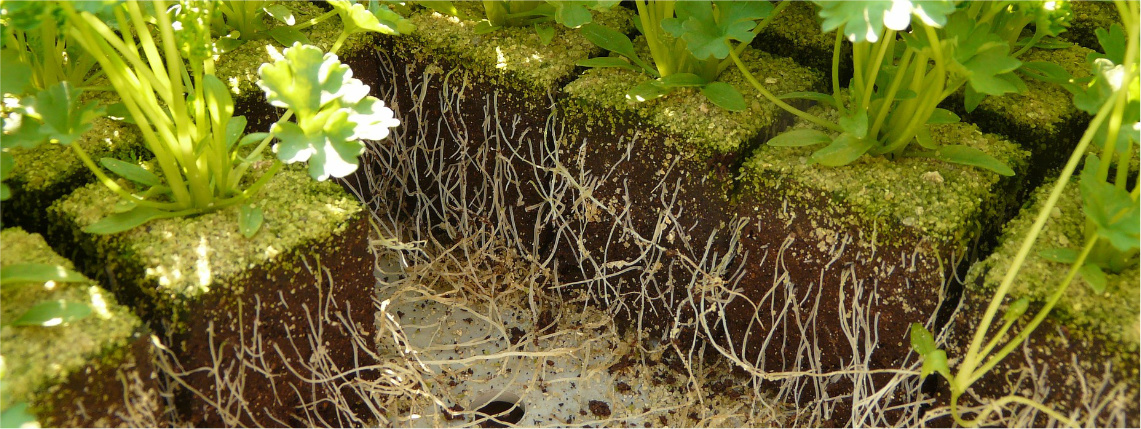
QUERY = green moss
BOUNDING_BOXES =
[740,107,1028,247]
[214,1,373,102]
[0,228,141,410]
[395,6,633,94]
[49,167,363,306]
[967,178,1140,348]
[563,43,823,156]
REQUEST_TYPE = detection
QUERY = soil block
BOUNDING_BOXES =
[752,1,853,85]
[1,117,145,235]
[1,228,161,427]
[1062,0,1121,53]
[945,45,1094,186]
[45,167,377,426]
[940,177,1139,426]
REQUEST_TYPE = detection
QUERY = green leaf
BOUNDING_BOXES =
[818,1,955,43]
[99,158,160,187]
[931,145,1014,176]
[579,23,655,76]
[264,4,296,25]
[1020,61,1073,85]
[226,116,248,149]
[473,20,499,34]
[914,127,938,150]
[0,263,89,286]
[1095,24,1127,65]
[962,47,1023,96]
[535,24,555,45]
[1079,263,1108,294]
[1002,297,1030,323]
[11,300,92,326]
[625,80,669,103]
[418,1,462,18]
[1080,155,1140,253]
[701,82,746,112]
[238,204,264,238]
[238,132,271,148]
[778,91,837,108]
[838,112,868,138]
[551,2,594,28]
[909,323,937,355]
[1,49,32,96]
[576,57,641,72]
[267,26,311,47]
[26,82,104,145]
[810,133,874,166]
[926,108,960,124]
[83,206,167,234]
[663,1,772,60]
[1040,248,1079,264]
[920,349,950,379]
[0,403,38,428]
[1,183,9,201]
[259,43,352,116]
[328,0,413,36]
[767,129,833,147]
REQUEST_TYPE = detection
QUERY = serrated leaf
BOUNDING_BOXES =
[1040,248,1079,264]
[810,133,875,166]
[258,44,353,115]
[700,82,746,112]
[28,82,104,145]
[927,109,960,124]
[932,145,1014,176]
[962,47,1023,96]
[838,112,868,138]
[1079,262,1108,293]
[551,2,593,28]
[1095,24,1127,65]
[663,0,772,60]
[11,300,92,326]
[535,24,555,45]
[267,26,311,47]
[576,56,641,72]
[818,0,955,43]
[238,204,264,238]
[83,206,167,234]
[778,91,837,108]
[99,157,160,187]
[328,0,413,36]
[0,263,89,286]
[767,129,833,147]
[1080,155,1140,252]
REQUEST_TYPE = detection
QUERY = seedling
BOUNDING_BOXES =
[911,2,1138,425]
[577,0,789,111]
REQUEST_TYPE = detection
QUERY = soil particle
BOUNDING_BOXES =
[508,326,526,345]
[608,354,635,374]
[615,381,632,394]
[588,400,611,417]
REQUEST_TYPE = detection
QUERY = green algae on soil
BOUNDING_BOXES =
[0,228,142,411]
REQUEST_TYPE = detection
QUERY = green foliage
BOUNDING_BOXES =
[745,1,1053,175]
[0,403,37,428]
[257,43,400,181]
[0,262,93,328]
[578,1,782,111]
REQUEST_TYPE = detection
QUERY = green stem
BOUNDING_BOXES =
[68,141,181,210]
[867,48,914,141]
[953,393,1080,428]
[831,29,845,116]
[952,96,1115,394]
[968,235,1099,386]
[859,30,895,111]
[729,49,841,133]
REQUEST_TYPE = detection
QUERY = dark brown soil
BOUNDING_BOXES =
[31,332,166,427]
[928,283,1141,427]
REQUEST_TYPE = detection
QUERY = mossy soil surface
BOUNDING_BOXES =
[44,168,378,426]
